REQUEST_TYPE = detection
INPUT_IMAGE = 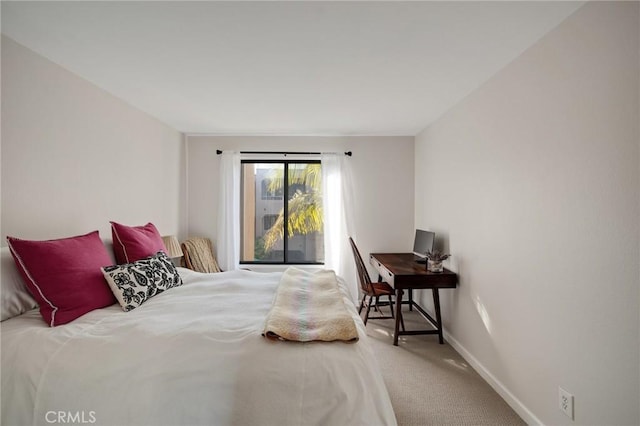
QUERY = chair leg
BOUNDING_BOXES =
[364,295,374,326]
[374,295,381,312]
[359,294,366,314]
[388,294,394,318]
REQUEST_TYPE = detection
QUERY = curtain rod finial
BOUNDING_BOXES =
[345,151,352,157]
[216,150,223,155]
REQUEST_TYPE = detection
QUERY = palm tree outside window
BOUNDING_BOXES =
[240,160,323,264]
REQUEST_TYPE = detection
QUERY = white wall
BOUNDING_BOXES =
[1,36,185,243]
[414,2,639,425]
[186,135,415,277]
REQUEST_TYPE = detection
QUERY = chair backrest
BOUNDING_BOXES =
[349,237,374,295]
[181,237,221,273]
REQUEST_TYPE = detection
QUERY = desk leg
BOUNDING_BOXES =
[433,288,444,344]
[409,289,413,311]
[393,289,402,346]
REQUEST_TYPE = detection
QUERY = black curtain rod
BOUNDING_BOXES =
[216,149,352,157]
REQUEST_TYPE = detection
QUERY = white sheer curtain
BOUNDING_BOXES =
[321,153,358,303]
[217,151,241,271]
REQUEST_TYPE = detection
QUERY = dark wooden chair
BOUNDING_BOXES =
[349,237,403,329]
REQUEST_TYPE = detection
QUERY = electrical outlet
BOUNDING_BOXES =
[559,387,574,420]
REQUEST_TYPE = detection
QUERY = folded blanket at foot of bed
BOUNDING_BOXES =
[263,267,359,343]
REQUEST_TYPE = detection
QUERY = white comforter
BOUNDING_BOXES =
[1,268,396,426]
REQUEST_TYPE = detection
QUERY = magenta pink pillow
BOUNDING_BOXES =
[6,231,116,327]
[110,221,167,264]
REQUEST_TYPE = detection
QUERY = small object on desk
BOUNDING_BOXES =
[427,259,443,273]
[425,250,450,273]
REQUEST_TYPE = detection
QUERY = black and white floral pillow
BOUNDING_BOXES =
[101,251,182,312]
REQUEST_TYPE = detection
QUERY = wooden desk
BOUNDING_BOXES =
[370,253,458,346]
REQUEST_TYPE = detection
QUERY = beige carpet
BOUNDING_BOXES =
[365,309,526,426]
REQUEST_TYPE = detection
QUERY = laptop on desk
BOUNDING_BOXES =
[412,229,435,264]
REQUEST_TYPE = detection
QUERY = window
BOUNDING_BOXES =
[240,160,324,264]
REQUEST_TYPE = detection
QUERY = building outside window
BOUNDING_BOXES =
[260,178,283,200]
[240,160,324,264]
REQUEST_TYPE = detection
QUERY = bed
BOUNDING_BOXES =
[1,263,397,425]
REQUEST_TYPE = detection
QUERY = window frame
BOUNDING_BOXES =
[240,159,324,266]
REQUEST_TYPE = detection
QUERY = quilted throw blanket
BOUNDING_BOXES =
[263,267,359,343]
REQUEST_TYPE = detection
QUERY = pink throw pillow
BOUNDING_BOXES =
[6,231,116,327]
[110,221,167,264]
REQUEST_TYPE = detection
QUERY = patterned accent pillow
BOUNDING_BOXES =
[102,252,182,312]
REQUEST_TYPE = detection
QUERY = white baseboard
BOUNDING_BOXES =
[443,330,543,426]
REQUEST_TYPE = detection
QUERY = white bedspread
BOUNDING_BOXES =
[1,268,396,426]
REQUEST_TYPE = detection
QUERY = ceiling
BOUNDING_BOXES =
[1,1,584,136]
